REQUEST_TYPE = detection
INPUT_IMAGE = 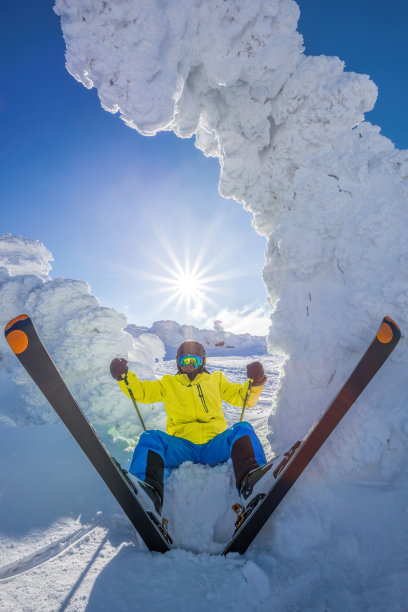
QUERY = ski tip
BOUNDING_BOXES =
[377,317,400,344]
[5,314,30,332]
[4,314,30,355]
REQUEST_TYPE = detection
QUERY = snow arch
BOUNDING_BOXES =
[54,0,408,475]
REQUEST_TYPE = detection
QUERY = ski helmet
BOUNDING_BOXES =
[176,340,206,374]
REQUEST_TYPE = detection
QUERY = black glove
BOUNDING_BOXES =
[246,361,267,386]
[110,358,128,380]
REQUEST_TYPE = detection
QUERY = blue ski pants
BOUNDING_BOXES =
[129,421,266,498]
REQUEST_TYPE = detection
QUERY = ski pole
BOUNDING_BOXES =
[123,374,146,431]
[239,381,252,422]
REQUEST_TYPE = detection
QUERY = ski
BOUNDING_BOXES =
[223,316,401,555]
[4,314,172,553]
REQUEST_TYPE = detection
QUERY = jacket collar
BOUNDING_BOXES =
[176,371,209,386]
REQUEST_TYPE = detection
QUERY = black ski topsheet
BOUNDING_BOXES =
[5,314,172,553]
[223,316,401,555]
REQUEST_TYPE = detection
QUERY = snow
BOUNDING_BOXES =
[0,324,280,609]
[1,353,407,610]
[0,238,407,609]
[0,234,53,281]
[126,319,267,359]
[1,0,408,608]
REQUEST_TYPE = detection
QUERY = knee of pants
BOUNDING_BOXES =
[230,421,266,466]
[137,429,167,456]
[129,430,166,486]
[230,421,255,441]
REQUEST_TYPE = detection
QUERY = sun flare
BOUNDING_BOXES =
[131,226,248,322]
[146,245,227,319]
[161,262,214,317]
[173,271,204,300]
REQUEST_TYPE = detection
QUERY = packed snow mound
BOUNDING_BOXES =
[0,236,164,438]
[55,0,408,472]
[126,319,267,359]
[0,234,53,281]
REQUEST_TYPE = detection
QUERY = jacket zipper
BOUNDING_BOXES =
[196,384,209,412]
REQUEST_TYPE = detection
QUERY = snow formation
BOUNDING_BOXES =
[126,319,267,358]
[0,234,164,437]
[54,0,407,468]
[0,234,53,281]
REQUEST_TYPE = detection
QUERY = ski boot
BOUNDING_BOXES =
[232,459,277,531]
[127,474,173,545]
[127,474,163,522]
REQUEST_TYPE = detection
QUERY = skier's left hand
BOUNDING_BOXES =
[246,361,267,386]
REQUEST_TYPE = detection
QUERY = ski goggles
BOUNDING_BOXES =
[177,354,203,369]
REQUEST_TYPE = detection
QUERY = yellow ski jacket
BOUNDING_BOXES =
[118,370,264,445]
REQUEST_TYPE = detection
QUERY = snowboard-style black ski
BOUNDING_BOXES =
[5,314,172,553]
[223,316,401,555]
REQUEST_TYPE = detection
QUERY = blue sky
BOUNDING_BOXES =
[1,1,407,333]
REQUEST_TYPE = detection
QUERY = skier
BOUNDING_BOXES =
[110,340,271,520]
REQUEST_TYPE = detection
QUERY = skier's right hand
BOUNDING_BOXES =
[110,358,128,380]
[246,361,267,386]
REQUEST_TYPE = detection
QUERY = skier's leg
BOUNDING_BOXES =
[230,422,267,487]
[200,421,266,487]
[231,424,277,504]
[129,429,196,500]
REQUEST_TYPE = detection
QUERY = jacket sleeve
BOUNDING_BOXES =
[219,372,263,408]
[117,371,165,404]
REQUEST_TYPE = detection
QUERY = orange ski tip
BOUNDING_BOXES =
[6,329,29,354]
[377,317,399,344]
[5,314,29,331]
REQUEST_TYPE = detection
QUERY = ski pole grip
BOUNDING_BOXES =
[123,375,147,431]
[239,382,252,422]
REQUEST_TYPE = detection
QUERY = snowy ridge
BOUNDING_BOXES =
[126,319,267,359]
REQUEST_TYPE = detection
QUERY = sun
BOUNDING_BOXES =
[129,225,247,322]
[143,240,226,319]
[161,261,213,316]
[173,271,204,301]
